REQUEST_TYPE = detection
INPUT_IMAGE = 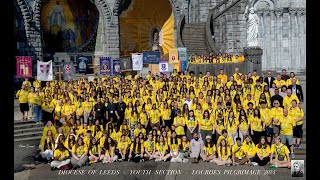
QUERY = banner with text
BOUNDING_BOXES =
[159,60,169,73]
[76,55,91,73]
[16,56,32,78]
[100,57,111,75]
[132,53,143,71]
[178,47,187,61]
[169,48,179,64]
[179,60,188,72]
[143,51,160,64]
[37,60,53,81]
[62,62,75,80]
[120,57,132,71]
[113,59,121,75]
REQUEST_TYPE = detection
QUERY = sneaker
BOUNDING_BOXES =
[176,158,182,163]
[252,162,258,166]
[291,153,295,159]
[140,159,145,162]
[269,164,278,168]
[226,163,231,167]
[118,159,123,162]
[209,159,215,163]
[183,159,188,163]
[155,159,161,162]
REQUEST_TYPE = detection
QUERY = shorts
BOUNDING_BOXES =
[273,125,280,135]
[280,134,294,146]
[293,124,303,138]
[20,103,29,112]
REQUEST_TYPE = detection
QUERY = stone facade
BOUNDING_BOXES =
[15,0,305,72]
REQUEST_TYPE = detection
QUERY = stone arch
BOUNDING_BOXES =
[253,0,275,10]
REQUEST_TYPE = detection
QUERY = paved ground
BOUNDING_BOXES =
[14,73,306,180]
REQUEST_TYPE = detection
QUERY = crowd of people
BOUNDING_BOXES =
[189,53,245,64]
[15,68,304,170]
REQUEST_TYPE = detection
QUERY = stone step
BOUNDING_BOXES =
[14,136,42,142]
[14,123,44,130]
[14,120,38,125]
[14,127,44,134]
[14,131,43,139]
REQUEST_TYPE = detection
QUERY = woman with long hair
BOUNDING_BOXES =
[128,106,138,140]
[253,136,271,166]
[88,138,102,164]
[212,139,232,166]
[41,97,54,126]
[238,109,249,141]
[199,110,215,141]
[168,131,183,163]
[173,109,185,139]
[185,110,198,140]
[161,102,172,128]
[201,135,216,162]
[40,130,55,162]
[102,137,117,163]
[71,137,89,169]
[154,135,170,162]
[64,133,76,152]
[117,135,129,161]
[225,111,238,144]
[250,109,265,145]
[128,137,145,163]
[149,104,161,130]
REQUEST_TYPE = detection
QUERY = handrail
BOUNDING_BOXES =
[206,0,241,54]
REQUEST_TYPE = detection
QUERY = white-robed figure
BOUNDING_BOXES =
[48,0,66,29]
[246,7,259,47]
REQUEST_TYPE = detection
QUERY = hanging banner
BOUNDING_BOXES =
[120,56,132,71]
[180,60,188,72]
[62,62,75,80]
[100,57,111,75]
[132,53,143,71]
[159,60,169,73]
[113,59,121,75]
[169,48,179,64]
[76,55,90,73]
[37,60,53,81]
[16,56,32,78]
[142,51,160,64]
[178,47,187,61]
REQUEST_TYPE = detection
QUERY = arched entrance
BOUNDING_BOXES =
[40,0,99,55]
[119,0,175,56]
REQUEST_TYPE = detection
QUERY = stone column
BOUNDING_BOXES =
[289,8,296,70]
[275,10,282,71]
[270,10,276,69]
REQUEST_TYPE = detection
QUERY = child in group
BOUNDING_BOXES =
[201,135,216,162]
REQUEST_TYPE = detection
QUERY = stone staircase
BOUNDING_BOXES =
[181,23,209,56]
[14,120,43,142]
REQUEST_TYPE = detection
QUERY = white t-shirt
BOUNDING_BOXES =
[184,100,193,109]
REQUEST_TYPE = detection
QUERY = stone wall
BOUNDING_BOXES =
[253,0,306,72]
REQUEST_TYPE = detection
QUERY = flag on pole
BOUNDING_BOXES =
[62,62,75,80]
[37,60,53,81]
[16,56,32,78]
[159,60,169,73]
[132,53,143,71]
[169,48,179,64]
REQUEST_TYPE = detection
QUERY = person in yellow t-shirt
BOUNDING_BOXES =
[102,137,117,163]
[289,100,305,148]
[212,139,232,166]
[149,104,161,129]
[217,129,233,149]
[154,135,171,162]
[270,100,283,136]
[41,97,54,125]
[173,110,185,138]
[250,109,265,145]
[242,135,256,160]
[232,137,248,165]
[238,109,250,142]
[279,108,296,157]
[260,101,272,144]
[27,87,36,120]
[270,135,291,168]
[32,90,43,123]
[140,106,149,129]
[82,96,93,124]
[134,123,147,139]
[199,110,215,141]
[117,135,129,161]
[201,135,216,162]
[185,110,198,140]
[88,138,102,164]
[143,134,156,160]
[252,136,271,166]
[161,102,172,127]
[64,133,76,152]
[283,89,300,109]
[128,137,144,162]
[217,69,228,84]
[71,137,89,169]
[225,111,239,144]
[50,143,70,170]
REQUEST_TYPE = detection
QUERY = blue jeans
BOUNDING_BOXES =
[33,105,43,122]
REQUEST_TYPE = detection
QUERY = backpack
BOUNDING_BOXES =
[59,163,73,170]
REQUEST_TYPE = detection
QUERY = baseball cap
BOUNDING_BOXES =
[206,135,211,139]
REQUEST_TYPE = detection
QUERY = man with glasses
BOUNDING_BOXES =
[271,88,284,108]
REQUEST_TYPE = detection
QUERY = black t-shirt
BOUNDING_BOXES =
[94,102,106,118]
[106,103,117,114]
[117,102,126,116]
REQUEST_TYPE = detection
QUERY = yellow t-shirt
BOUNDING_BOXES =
[260,108,271,127]
[283,95,300,109]
[144,140,155,153]
[217,135,233,146]
[89,145,101,155]
[173,116,185,135]
[130,143,144,154]
[185,117,198,128]
[129,113,139,125]
[238,116,249,132]
[271,143,290,160]
[139,113,148,127]
[82,101,93,112]
[226,117,239,133]
[134,128,146,137]
[149,110,161,124]
[199,117,214,131]
[270,107,284,125]
[156,142,168,155]
[289,107,304,126]
[251,117,263,132]
[242,141,256,157]
[204,143,216,155]
[27,92,36,103]
[161,109,171,120]
[118,141,128,152]
[72,145,88,157]
[217,146,231,159]
[279,115,296,135]
[53,149,70,161]
[232,144,246,158]
[255,144,271,157]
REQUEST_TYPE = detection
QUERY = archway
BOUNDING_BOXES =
[40,0,99,55]
[119,0,175,56]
